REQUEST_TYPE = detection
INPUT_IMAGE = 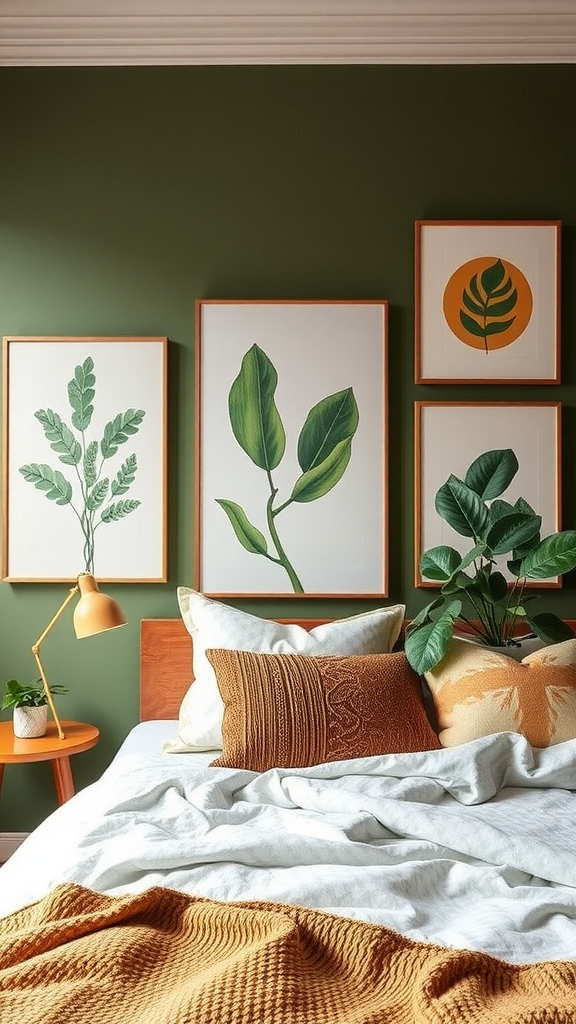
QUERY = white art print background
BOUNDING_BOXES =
[4,337,167,581]
[198,301,388,596]
[416,402,561,587]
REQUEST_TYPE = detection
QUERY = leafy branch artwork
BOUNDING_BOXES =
[19,356,145,573]
[216,344,359,593]
[459,258,518,353]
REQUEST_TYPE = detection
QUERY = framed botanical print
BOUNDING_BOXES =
[415,220,561,384]
[2,335,168,582]
[195,299,389,598]
[414,401,562,587]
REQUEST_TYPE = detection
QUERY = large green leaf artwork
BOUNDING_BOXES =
[19,356,146,573]
[459,258,518,353]
[217,344,359,592]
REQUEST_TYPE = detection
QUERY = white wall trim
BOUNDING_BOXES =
[0,832,28,861]
[0,1,575,66]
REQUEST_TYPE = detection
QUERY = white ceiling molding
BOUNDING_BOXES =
[1,1,575,67]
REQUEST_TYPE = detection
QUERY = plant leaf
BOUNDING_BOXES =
[0,678,68,709]
[228,345,286,472]
[290,437,352,503]
[486,499,515,523]
[87,479,109,511]
[484,318,516,336]
[490,275,515,299]
[462,290,485,317]
[68,357,96,431]
[485,511,542,555]
[520,531,576,579]
[459,311,489,338]
[419,545,462,582]
[297,388,358,473]
[435,475,488,539]
[514,495,537,516]
[483,570,508,602]
[464,448,518,501]
[405,597,445,632]
[459,262,518,347]
[101,409,145,459]
[34,409,81,466]
[525,613,575,645]
[483,291,518,318]
[457,542,487,571]
[111,453,138,496]
[19,463,72,505]
[404,601,462,674]
[440,570,475,596]
[481,258,506,294]
[510,496,541,557]
[460,311,515,338]
[215,499,269,555]
[100,498,141,522]
[507,557,523,577]
[83,440,98,488]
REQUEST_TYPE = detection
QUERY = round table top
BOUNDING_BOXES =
[0,720,100,763]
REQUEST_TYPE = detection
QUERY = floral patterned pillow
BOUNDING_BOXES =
[424,637,576,748]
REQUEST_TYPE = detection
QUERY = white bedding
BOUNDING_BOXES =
[1,729,576,964]
[113,720,214,766]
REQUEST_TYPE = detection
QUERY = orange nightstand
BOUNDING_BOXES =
[0,720,100,805]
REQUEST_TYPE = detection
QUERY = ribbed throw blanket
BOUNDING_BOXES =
[0,884,575,1023]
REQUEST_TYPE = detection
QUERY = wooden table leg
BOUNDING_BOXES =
[51,756,75,804]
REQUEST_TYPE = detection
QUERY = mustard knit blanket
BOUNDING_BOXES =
[0,883,575,1023]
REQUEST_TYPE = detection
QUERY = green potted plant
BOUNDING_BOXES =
[405,448,576,675]
[1,679,68,738]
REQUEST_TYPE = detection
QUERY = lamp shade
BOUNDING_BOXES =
[73,573,128,639]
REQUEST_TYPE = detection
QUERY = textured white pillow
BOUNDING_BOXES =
[165,587,405,752]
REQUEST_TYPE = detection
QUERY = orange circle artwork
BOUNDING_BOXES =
[443,256,533,353]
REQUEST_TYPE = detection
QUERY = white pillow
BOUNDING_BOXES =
[165,587,406,752]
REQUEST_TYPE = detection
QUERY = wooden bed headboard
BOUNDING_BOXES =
[139,617,331,721]
[139,616,576,721]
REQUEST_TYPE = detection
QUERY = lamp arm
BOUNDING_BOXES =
[32,585,79,651]
[31,584,79,741]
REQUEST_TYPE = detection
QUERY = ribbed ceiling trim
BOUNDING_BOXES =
[1,1,575,66]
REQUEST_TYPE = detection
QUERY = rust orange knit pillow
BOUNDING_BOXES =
[424,637,576,748]
[206,649,440,771]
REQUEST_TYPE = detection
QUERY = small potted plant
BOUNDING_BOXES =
[1,679,68,738]
[405,448,576,675]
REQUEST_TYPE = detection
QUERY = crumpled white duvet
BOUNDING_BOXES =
[1,731,576,964]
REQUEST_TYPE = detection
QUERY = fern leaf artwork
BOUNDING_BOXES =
[443,256,534,354]
[217,344,359,593]
[19,356,145,574]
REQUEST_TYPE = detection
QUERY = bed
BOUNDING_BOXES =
[1,599,576,1023]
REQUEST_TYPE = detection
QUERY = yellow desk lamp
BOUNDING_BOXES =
[31,572,127,740]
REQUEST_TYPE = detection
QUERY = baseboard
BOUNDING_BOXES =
[0,832,29,861]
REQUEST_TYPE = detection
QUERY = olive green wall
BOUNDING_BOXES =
[1,64,575,831]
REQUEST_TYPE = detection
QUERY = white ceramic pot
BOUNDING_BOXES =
[13,705,48,739]
[499,636,545,661]
[455,632,544,662]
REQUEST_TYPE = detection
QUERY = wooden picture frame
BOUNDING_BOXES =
[415,220,561,384]
[414,401,562,587]
[195,299,389,598]
[2,336,168,583]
